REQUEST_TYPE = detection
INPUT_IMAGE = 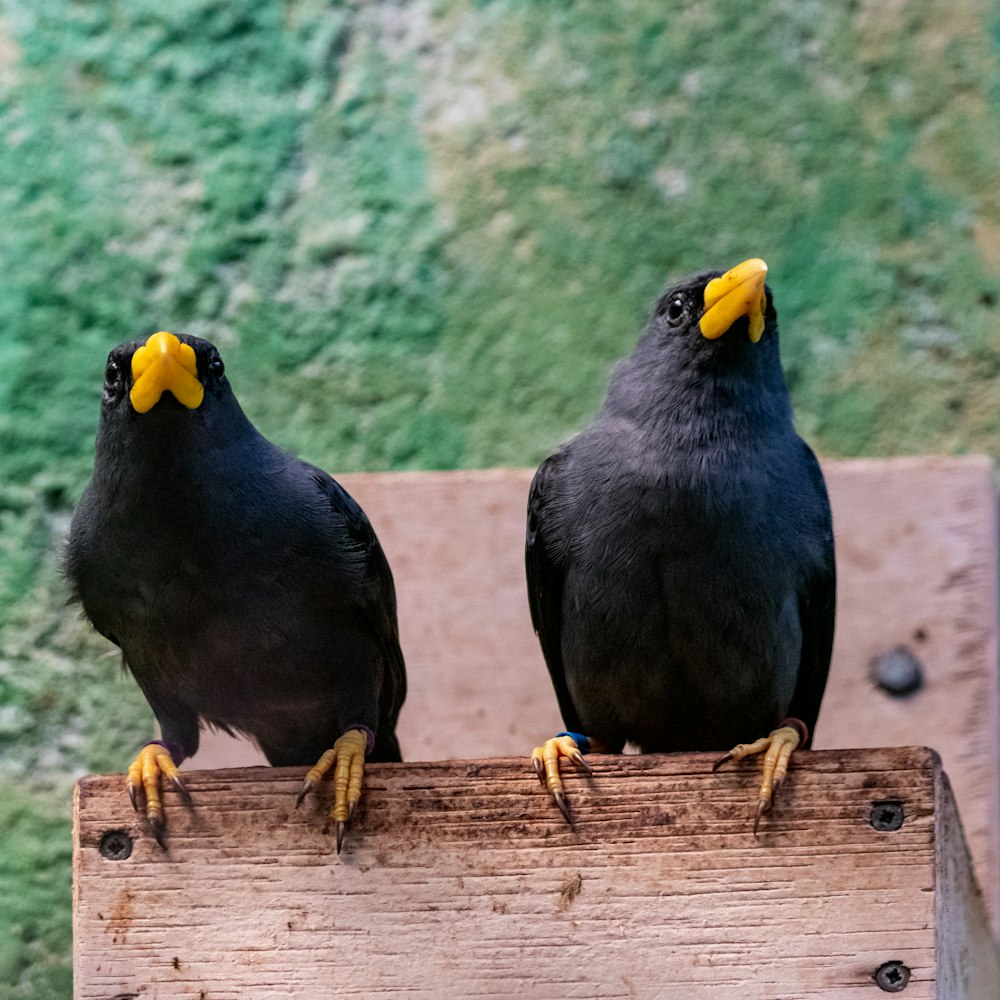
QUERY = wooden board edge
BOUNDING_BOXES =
[73,745,942,793]
[934,767,1000,997]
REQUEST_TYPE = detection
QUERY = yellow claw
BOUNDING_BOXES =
[713,723,803,834]
[297,728,368,854]
[125,743,186,848]
[529,735,590,823]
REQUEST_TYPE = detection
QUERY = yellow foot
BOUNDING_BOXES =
[530,733,591,823]
[296,728,368,853]
[125,742,190,849]
[712,720,805,834]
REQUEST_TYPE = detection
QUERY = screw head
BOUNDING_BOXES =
[99,829,133,861]
[870,800,905,832]
[874,960,910,992]
[869,646,923,697]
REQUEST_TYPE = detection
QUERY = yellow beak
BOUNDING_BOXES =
[699,258,768,343]
[130,331,204,414]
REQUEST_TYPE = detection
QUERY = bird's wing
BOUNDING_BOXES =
[311,469,407,747]
[310,469,396,609]
[787,443,836,747]
[525,447,584,734]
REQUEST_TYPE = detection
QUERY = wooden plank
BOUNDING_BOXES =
[182,458,1000,929]
[73,748,998,999]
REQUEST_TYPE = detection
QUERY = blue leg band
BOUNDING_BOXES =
[555,731,591,754]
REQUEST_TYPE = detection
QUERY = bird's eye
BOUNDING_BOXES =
[209,357,225,377]
[665,297,685,324]
[102,360,123,402]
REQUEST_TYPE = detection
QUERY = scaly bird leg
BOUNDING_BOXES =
[125,740,191,849]
[296,727,371,854]
[712,718,807,835]
[529,731,592,823]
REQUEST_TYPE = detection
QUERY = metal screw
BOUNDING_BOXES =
[99,829,133,861]
[869,646,923,697]
[874,960,910,992]
[870,800,905,832]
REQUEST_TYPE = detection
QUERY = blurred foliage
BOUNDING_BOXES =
[3,0,1000,993]
[0,783,72,1000]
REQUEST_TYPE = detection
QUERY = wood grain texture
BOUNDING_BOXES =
[935,769,1000,999]
[181,458,1000,929]
[74,748,999,999]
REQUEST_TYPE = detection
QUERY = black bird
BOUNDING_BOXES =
[67,331,406,851]
[526,259,835,830]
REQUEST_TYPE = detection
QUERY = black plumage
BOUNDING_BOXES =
[67,332,405,848]
[526,260,835,825]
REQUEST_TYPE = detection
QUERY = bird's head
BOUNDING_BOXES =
[98,331,249,447]
[607,258,787,422]
[101,330,224,413]
[650,258,775,356]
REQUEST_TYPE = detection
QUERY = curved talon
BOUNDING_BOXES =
[714,723,803,833]
[552,788,572,824]
[295,779,315,809]
[298,729,368,854]
[172,773,192,802]
[753,798,768,836]
[532,755,546,784]
[149,811,167,850]
[529,735,589,823]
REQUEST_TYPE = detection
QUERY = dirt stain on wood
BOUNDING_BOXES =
[558,873,582,911]
[105,890,135,945]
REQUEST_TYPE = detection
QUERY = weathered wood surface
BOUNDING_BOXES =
[936,769,1000,999]
[74,748,999,999]
[187,457,1000,931]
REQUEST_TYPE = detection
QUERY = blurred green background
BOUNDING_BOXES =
[3,0,1000,994]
